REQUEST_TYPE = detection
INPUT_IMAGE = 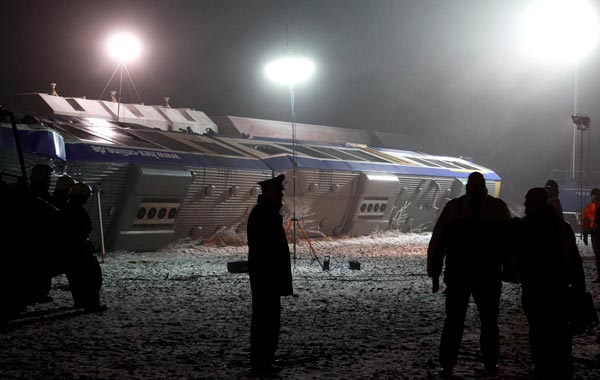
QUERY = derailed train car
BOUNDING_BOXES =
[2,93,501,252]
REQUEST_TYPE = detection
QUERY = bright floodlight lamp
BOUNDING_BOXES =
[265,56,315,86]
[106,33,142,63]
[520,0,600,63]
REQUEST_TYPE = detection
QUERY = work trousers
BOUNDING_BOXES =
[65,252,103,308]
[522,289,572,380]
[439,280,501,369]
[250,294,281,368]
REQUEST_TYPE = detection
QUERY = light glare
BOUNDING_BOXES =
[265,56,315,86]
[520,0,599,63]
[107,33,142,63]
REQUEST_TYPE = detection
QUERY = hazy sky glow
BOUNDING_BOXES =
[1,0,599,203]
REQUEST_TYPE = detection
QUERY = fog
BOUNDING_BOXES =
[1,0,599,205]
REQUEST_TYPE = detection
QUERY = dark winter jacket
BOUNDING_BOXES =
[516,206,585,295]
[61,201,94,257]
[247,196,293,297]
[427,193,511,284]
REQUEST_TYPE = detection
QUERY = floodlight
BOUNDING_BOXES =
[265,56,315,86]
[520,0,599,63]
[106,33,142,63]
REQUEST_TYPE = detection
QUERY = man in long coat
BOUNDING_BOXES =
[247,174,293,374]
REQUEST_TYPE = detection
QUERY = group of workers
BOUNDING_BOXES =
[427,173,599,380]
[246,172,600,379]
[0,164,105,319]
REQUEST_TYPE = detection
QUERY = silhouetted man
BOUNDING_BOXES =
[62,182,105,312]
[247,174,293,374]
[516,188,583,379]
[545,179,564,219]
[51,174,75,210]
[27,164,60,303]
[427,172,511,378]
[583,188,600,283]
[29,164,54,203]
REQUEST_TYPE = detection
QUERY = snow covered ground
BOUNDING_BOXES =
[1,233,599,379]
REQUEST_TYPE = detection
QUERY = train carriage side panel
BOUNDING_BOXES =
[174,165,271,240]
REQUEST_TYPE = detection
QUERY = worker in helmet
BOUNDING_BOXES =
[62,182,106,312]
[52,174,75,210]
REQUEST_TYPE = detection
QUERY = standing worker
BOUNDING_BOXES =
[247,174,293,375]
[583,188,600,283]
[515,188,584,379]
[427,172,511,378]
[62,182,106,312]
[545,179,564,219]
[51,174,75,210]
[27,164,59,303]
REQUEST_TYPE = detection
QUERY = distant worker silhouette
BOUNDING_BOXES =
[52,174,75,210]
[583,188,600,283]
[62,182,106,312]
[29,164,54,203]
[427,172,511,378]
[515,188,585,379]
[247,174,293,375]
[545,179,564,219]
[27,163,60,303]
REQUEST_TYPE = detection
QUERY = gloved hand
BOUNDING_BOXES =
[583,234,588,246]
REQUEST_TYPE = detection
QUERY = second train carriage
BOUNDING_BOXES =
[3,94,502,252]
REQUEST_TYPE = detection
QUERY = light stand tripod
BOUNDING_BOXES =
[571,114,591,237]
[98,62,143,121]
[286,85,323,270]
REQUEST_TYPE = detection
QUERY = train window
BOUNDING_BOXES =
[186,139,244,156]
[52,124,116,144]
[241,143,289,156]
[134,132,199,152]
[310,147,365,161]
[72,122,158,149]
[446,160,480,170]
[425,159,462,169]
[405,157,441,167]
[283,144,335,159]
[340,149,390,163]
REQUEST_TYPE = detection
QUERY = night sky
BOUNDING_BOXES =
[1,0,599,204]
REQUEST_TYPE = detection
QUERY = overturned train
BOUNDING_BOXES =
[1,93,501,252]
